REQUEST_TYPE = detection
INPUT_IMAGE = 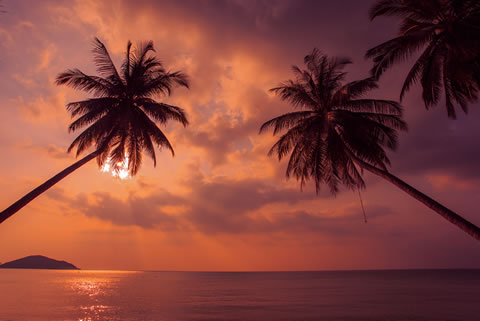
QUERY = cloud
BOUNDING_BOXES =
[11,91,69,125]
[392,101,480,181]
[21,143,71,160]
[73,190,184,229]
[45,163,394,238]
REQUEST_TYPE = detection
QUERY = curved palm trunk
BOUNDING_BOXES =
[353,157,480,241]
[0,150,100,224]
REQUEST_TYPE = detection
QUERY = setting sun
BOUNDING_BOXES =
[101,158,130,180]
[0,0,479,320]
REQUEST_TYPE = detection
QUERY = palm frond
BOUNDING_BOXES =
[92,38,123,86]
[366,32,432,79]
[121,40,133,83]
[127,127,143,176]
[141,131,157,167]
[261,50,407,194]
[270,81,318,109]
[57,39,189,175]
[68,112,117,156]
[259,111,315,135]
[109,135,127,169]
[339,99,403,115]
[399,40,438,100]
[68,109,109,133]
[136,110,175,156]
[420,45,443,110]
[332,78,378,104]
[399,18,431,35]
[66,98,117,118]
[134,40,155,66]
[55,69,113,97]
[267,119,315,160]
[138,99,188,126]
[368,0,480,116]
[140,71,190,97]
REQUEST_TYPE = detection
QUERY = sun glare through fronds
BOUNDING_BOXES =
[101,157,130,179]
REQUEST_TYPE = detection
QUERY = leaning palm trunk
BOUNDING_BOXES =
[353,157,480,241]
[264,49,480,241]
[1,39,189,226]
[0,150,100,224]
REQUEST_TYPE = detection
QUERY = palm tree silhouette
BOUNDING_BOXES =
[260,49,480,240]
[366,0,480,118]
[0,38,189,224]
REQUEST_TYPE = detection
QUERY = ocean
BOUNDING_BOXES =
[0,269,479,321]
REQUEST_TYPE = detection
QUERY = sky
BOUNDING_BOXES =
[0,0,479,271]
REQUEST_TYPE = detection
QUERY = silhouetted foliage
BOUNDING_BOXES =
[261,49,480,241]
[56,38,189,176]
[366,0,480,118]
[260,49,407,194]
[0,38,189,224]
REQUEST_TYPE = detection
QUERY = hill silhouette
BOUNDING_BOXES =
[0,255,79,270]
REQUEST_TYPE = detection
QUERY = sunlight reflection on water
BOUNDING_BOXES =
[0,270,479,321]
[78,305,111,321]
[61,271,138,321]
[71,279,104,297]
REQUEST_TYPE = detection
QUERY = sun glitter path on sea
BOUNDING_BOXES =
[62,270,139,321]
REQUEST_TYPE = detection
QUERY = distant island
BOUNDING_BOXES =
[0,255,79,270]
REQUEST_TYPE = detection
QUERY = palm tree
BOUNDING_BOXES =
[260,49,480,240]
[0,38,189,224]
[366,0,480,119]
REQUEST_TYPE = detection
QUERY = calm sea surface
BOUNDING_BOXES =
[0,269,479,321]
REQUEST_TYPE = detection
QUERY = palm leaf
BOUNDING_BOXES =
[55,69,113,97]
[57,38,189,176]
[261,49,406,194]
[92,38,123,86]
